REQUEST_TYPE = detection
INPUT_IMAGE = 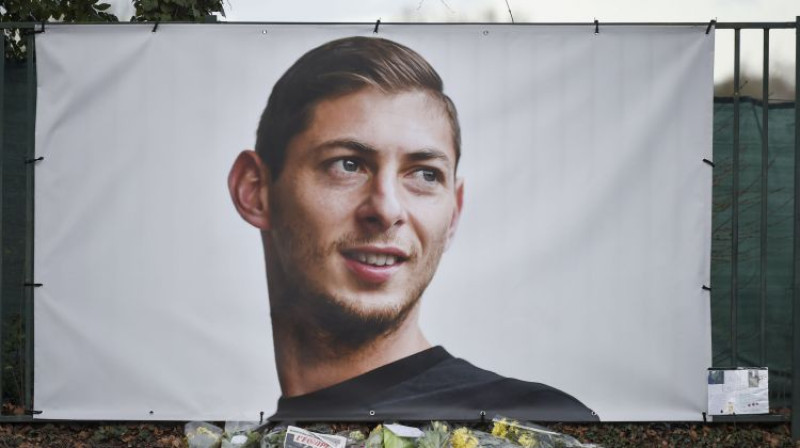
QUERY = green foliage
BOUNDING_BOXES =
[132,0,225,22]
[2,0,118,59]
[2,315,25,414]
[2,0,226,59]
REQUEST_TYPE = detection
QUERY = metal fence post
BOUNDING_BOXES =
[23,32,35,417]
[760,29,770,367]
[791,15,800,442]
[0,23,6,412]
[732,28,741,366]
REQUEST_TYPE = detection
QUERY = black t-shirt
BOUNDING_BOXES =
[270,346,599,422]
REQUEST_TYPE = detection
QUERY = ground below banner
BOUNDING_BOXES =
[0,420,797,447]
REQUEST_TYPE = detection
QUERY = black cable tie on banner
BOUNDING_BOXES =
[24,283,43,288]
[24,156,44,165]
[373,19,381,34]
[702,412,707,423]
[706,19,716,35]
[22,22,45,35]
[25,409,43,416]
[702,285,711,291]
[702,158,715,167]
[152,21,160,33]
[594,19,599,35]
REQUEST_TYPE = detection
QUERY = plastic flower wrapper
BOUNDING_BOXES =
[304,423,336,435]
[221,421,262,448]
[260,425,288,448]
[491,416,602,448]
[366,424,384,448]
[471,429,523,448]
[335,428,367,448]
[417,421,450,448]
[186,421,223,448]
[382,423,423,448]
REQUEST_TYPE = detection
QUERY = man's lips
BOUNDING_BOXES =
[341,247,409,283]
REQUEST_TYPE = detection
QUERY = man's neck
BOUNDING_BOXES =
[272,307,431,397]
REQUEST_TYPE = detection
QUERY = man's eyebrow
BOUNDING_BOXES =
[315,139,377,155]
[315,139,452,166]
[406,149,451,165]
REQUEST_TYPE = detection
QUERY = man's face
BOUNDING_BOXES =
[264,87,463,332]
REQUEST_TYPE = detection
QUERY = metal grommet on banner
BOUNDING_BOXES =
[369,410,376,416]
[702,158,715,167]
[706,19,717,35]
[482,30,489,36]
[149,410,154,415]
[373,19,381,34]
[261,29,268,35]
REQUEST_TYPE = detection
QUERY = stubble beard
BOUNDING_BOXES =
[266,227,447,363]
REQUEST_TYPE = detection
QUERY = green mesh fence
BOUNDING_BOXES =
[711,97,795,407]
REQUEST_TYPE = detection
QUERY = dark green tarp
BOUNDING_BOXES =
[712,97,795,406]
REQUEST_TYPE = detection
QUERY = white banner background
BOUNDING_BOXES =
[34,24,713,421]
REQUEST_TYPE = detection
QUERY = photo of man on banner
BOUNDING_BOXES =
[33,23,712,421]
[228,36,597,422]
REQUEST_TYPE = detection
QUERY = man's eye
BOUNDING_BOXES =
[414,168,441,183]
[338,159,360,172]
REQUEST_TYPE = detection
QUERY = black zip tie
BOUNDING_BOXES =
[22,22,45,35]
[373,19,381,34]
[594,19,599,35]
[24,283,43,288]
[24,156,44,164]
[259,411,264,425]
[706,19,716,35]
[503,0,514,23]
[25,409,43,415]
[152,21,160,33]
[702,158,715,167]
[702,285,711,291]
[702,412,707,423]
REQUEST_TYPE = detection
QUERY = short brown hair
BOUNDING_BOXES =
[255,36,461,177]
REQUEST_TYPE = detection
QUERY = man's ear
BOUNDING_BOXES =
[445,178,464,251]
[228,150,271,230]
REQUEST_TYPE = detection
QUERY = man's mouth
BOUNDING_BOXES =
[341,248,409,283]
[348,252,399,267]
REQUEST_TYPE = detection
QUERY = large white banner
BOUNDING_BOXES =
[34,24,713,421]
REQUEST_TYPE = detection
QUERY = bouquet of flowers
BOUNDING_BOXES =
[491,416,601,448]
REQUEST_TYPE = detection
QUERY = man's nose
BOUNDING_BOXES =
[356,173,406,232]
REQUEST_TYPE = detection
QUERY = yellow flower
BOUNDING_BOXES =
[491,420,508,439]
[450,428,478,448]
[517,433,538,448]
